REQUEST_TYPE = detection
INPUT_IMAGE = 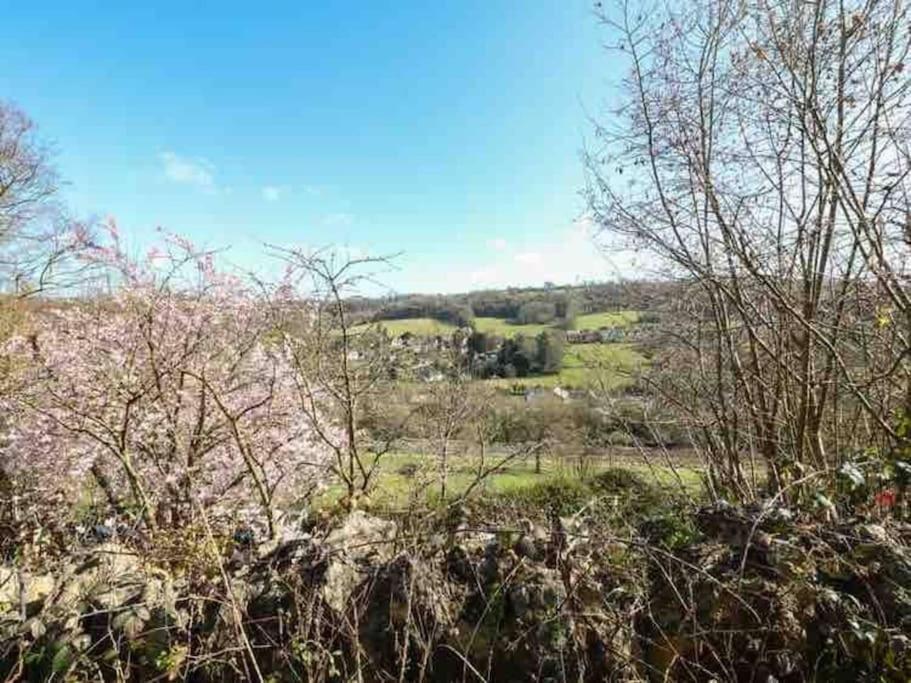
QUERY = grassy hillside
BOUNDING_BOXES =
[355,317,457,336]
[356,311,646,390]
[317,450,701,510]
[357,315,553,338]
[487,342,643,390]
[573,310,639,329]
[472,316,554,337]
[359,310,641,338]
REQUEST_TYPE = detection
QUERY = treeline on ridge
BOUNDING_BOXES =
[348,280,673,327]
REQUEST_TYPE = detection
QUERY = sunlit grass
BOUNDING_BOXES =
[354,317,457,336]
[472,317,553,337]
[357,310,642,340]
[573,310,639,329]
[487,342,644,390]
[315,450,703,511]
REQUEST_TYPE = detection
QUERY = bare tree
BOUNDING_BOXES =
[0,102,92,532]
[0,101,88,297]
[268,247,399,505]
[586,0,911,502]
[413,337,488,499]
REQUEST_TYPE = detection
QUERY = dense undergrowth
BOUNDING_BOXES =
[3,470,909,681]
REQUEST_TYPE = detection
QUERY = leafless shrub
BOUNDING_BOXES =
[586,0,911,503]
[266,247,401,505]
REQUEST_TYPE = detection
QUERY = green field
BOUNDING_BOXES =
[354,316,548,337]
[476,311,640,336]
[573,310,639,329]
[356,312,645,390]
[488,342,644,390]
[317,450,702,510]
[361,310,641,339]
[356,317,457,336]
[472,316,554,338]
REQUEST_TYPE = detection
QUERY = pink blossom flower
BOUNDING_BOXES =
[5,232,337,534]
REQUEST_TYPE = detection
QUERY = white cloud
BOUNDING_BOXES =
[405,218,642,293]
[468,265,500,285]
[514,251,543,266]
[159,151,216,192]
[262,185,285,202]
[486,237,509,251]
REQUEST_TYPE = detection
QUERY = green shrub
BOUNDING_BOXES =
[589,468,676,517]
[496,477,594,516]
[637,511,700,550]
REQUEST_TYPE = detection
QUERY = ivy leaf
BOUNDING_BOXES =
[813,492,835,511]
[839,463,865,489]
[51,644,73,674]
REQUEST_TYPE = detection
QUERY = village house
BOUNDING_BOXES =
[566,327,626,344]
[565,329,602,344]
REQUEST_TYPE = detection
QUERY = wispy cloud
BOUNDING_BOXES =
[468,265,500,286]
[159,151,216,192]
[513,251,543,266]
[456,217,640,292]
[261,185,286,202]
[322,212,354,227]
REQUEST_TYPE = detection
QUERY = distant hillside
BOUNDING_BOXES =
[347,280,674,327]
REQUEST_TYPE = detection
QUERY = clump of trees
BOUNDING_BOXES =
[369,296,474,327]
[469,329,565,378]
[514,299,580,327]
[515,300,558,325]
[368,289,582,328]
[467,288,577,325]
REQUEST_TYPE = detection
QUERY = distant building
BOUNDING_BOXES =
[565,329,602,344]
[524,386,572,403]
[598,327,625,343]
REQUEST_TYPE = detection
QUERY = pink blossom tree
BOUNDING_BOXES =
[3,224,333,537]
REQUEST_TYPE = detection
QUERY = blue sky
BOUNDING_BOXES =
[1,1,629,294]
